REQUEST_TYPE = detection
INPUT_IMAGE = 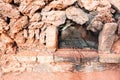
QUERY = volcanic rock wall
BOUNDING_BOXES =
[0,0,120,54]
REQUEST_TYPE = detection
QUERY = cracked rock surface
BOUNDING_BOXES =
[0,1,120,74]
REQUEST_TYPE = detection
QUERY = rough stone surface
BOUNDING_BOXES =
[14,31,25,45]
[0,2,20,18]
[30,13,41,22]
[15,56,37,62]
[78,0,111,11]
[87,21,103,32]
[112,39,120,54]
[19,0,45,17]
[78,62,106,72]
[98,23,118,53]
[10,16,28,35]
[28,22,44,30]
[46,26,58,51]
[15,51,37,62]
[117,17,120,36]
[3,0,12,3]
[0,18,8,33]
[54,56,75,63]
[108,0,120,12]
[33,62,74,72]
[99,54,120,63]
[42,0,77,12]
[87,9,115,32]
[1,61,24,73]
[0,55,16,66]
[1,70,120,80]
[41,11,66,26]
[1,0,120,76]
[0,0,120,55]
[0,69,120,80]
[0,33,17,54]
[66,6,89,25]
[37,55,54,64]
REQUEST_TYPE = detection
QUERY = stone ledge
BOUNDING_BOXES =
[15,51,38,62]
[32,62,74,72]
[99,54,120,63]
[0,49,98,64]
[55,49,98,58]
[37,56,54,63]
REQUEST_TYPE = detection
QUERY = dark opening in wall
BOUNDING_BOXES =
[58,21,98,49]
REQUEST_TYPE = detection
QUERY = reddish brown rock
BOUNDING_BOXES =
[118,28,120,37]
[87,9,115,32]
[96,10,115,23]
[0,0,120,56]
[27,21,44,44]
[42,11,66,26]
[0,18,8,33]
[1,60,22,73]
[0,2,20,18]
[26,21,44,43]
[23,29,28,38]
[33,62,74,72]
[30,13,41,22]
[14,31,26,45]
[44,0,53,4]
[19,0,45,17]
[0,33,17,54]
[10,16,28,35]
[98,23,118,53]
[40,30,46,45]
[8,18,17,29]
[46,26,58,51]
[15,51,37,62]
[37,55,54,64]
[42,0,77,12]
[27,29,35,44]
[3,0,12,3]
[35,29,40,40]
[13,0,21,4]
[78,0,111,11]
[112,39,120,54]
[108,0,120,12]
[28,22,44,30]
[87,21,103,32]
[117,17,120,36]
[99,54,120,63]
[66,6,89,25]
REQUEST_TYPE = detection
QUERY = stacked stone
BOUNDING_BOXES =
[0,0,120,54]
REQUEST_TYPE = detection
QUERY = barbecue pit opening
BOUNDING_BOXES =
[58,20,98,50]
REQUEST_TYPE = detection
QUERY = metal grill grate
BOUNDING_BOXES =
[59,39,88,49]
